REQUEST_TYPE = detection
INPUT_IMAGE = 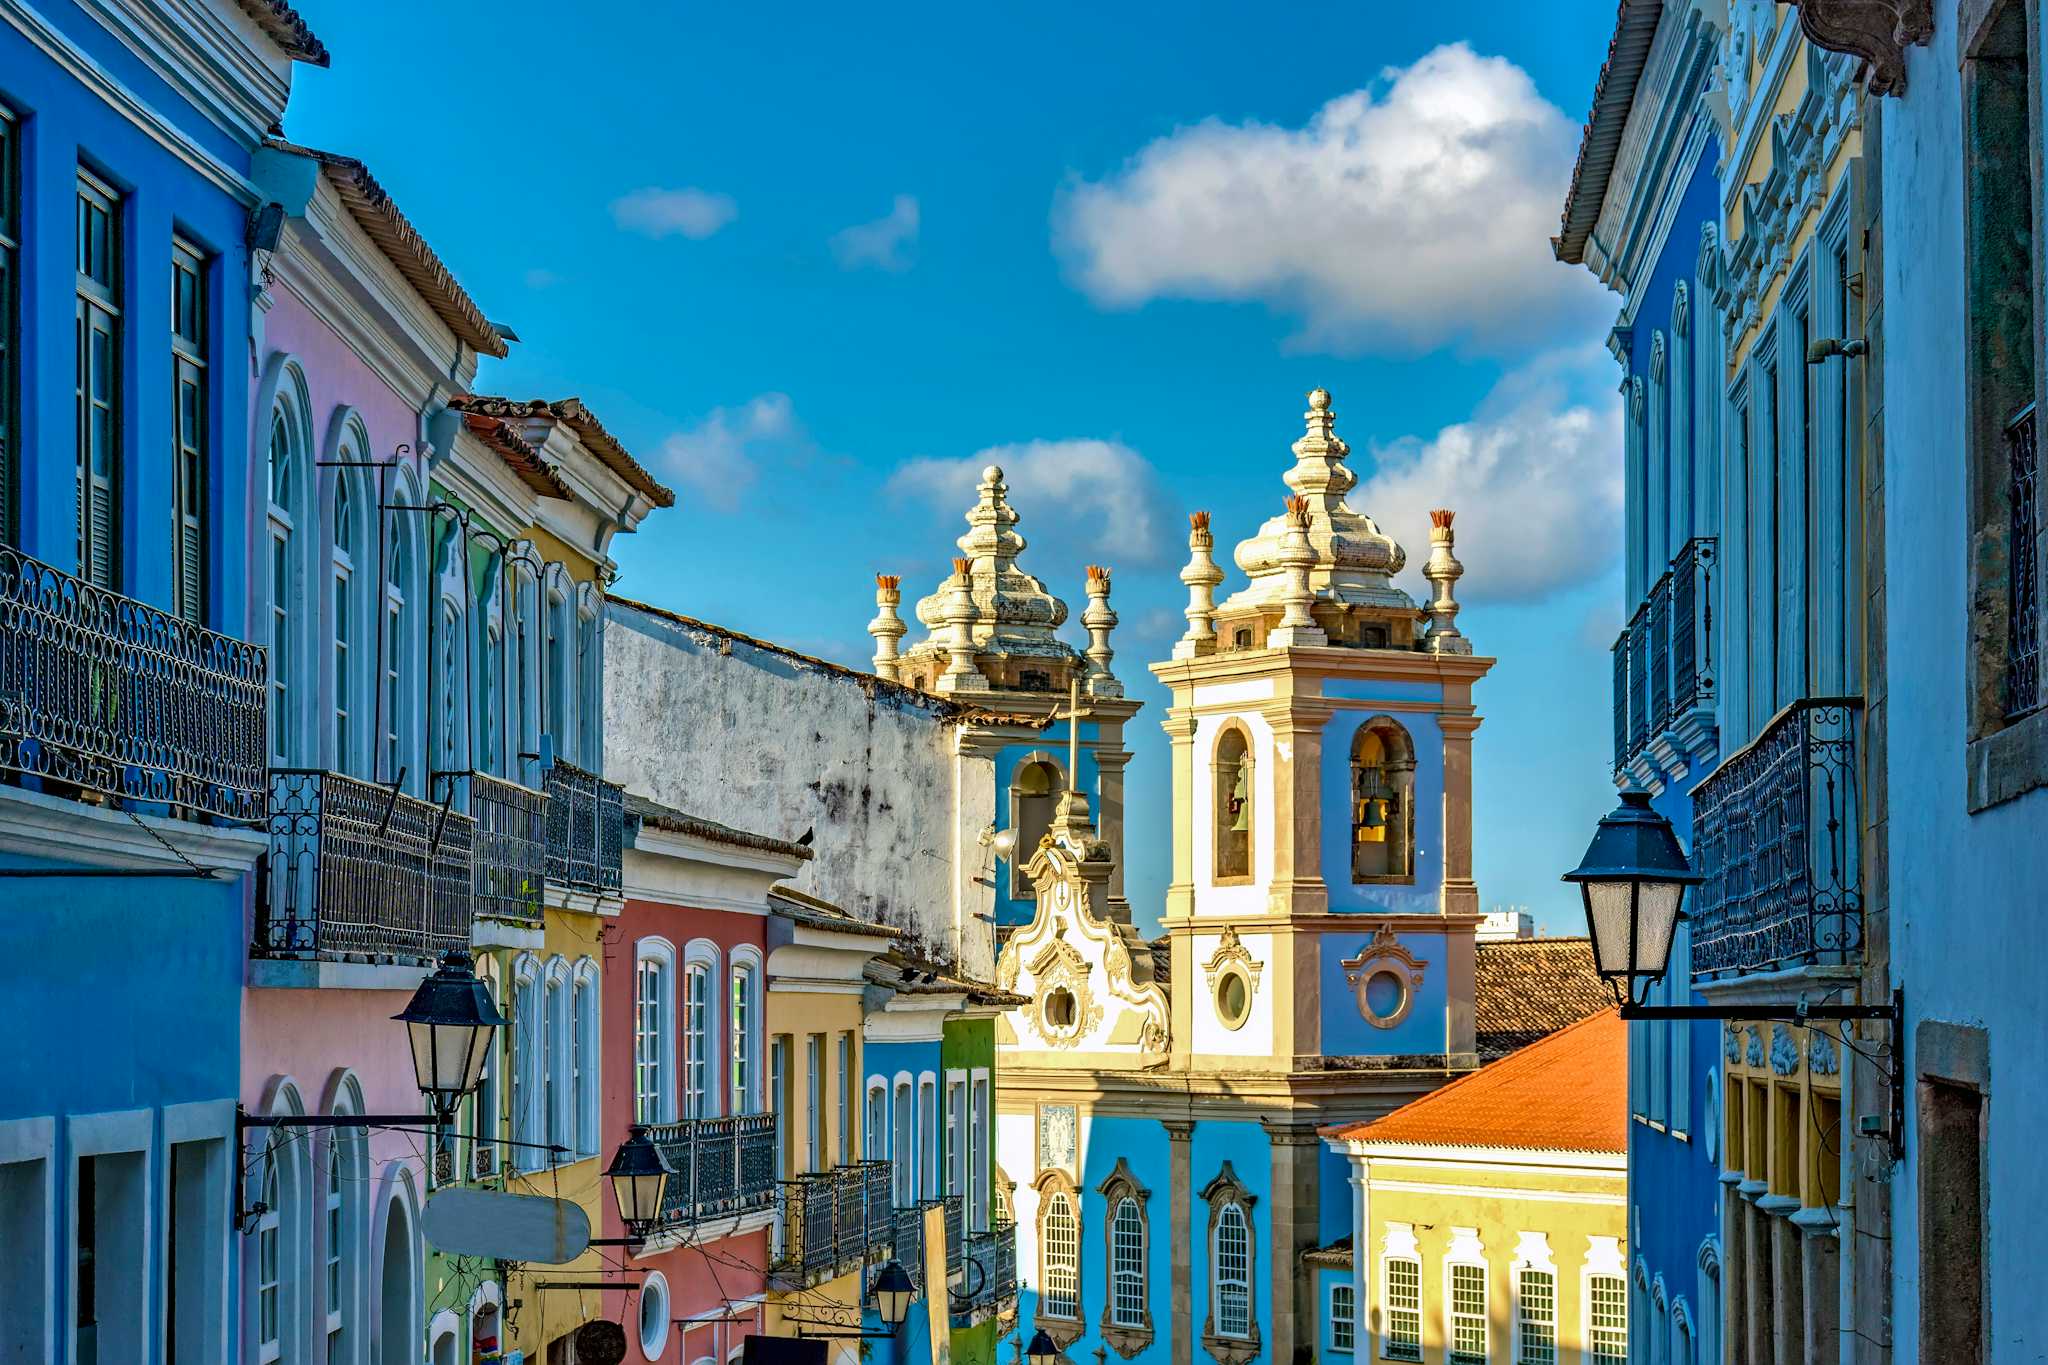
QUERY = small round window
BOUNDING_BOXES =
[1043,986,1078,1031]
[639,1269,671,1359]
[1360,969,1411,1028]
[1215,968,1252,1030]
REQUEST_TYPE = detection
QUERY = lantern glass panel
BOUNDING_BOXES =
[1583,882,1636,976]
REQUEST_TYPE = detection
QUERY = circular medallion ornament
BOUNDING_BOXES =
[572,1319,628,1365]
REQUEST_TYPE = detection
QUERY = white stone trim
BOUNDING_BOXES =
[0,786,266,874]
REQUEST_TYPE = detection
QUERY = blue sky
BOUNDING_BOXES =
[286,1,1628,935]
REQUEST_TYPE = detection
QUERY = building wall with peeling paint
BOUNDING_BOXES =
[605,596,999,967]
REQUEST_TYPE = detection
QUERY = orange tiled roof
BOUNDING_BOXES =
[457,412,569,500]
[447,396,674,509]
[1474,936,1609,1060]
[1329,1008,1625,1154]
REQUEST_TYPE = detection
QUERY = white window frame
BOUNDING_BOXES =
[1213,1201,1252,1339]
[1443,1228,1488,1365]
[892,1075,914,1205]
[265,378,313,767]
[682,940,722,1119]
[1110,1195,1146,1329]
[510,955,542,1169]
[730,945,765,1115]
[1584,1236,1629,1365]
[573,959,600,1156]
[835,1034,852,1165]
[543,957,571,1154]
[944,1071,967,1199]
[1510,1232,1557,1365]
[634,938,677,1125]
[1040,1188,1080,1320]
[865,1079,887,1165]
[805,1036,824,1173]
[916,1073,937,1199]
[969,1070,990,1231]
[327,438,366,775]
[1329,1281,1355,1354]
[1379,1222,1423,1364]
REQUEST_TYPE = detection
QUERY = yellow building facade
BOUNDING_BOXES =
[1324,1011,1629,1365]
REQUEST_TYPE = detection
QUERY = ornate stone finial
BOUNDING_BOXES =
[1175,511,1225,659]
[1268,495,1327,647]
[1422,509,1471,655]
[939,556,990,692]
[868,573,907,680]
[1082,565,1122,698]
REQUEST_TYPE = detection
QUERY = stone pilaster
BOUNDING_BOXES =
[1262,1121,1323,1365]
[1436,713,1482,917]
[1765,1200,1805,1365]
[1167,1121,1195,1365]
[1793,1209,1841,1362]
[1260,700,1331,921]
[1721,1174,1748,1365]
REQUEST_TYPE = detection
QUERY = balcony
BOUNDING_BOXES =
[258,769,475,964]
[1627,605,1650,759]
[1671,537,1717,719]
[544,757,624,896]
[647,1113,777,1231]
[773,1160,897,1286]
[1610,538,1718,783]
[954,1220,1019,1323]
[1648,572,1672,733]
[1690,698,1862,982]
[0,543,267,822]
[454,770,546,926]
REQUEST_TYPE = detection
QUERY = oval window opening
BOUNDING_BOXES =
[1216,970,1250,1029]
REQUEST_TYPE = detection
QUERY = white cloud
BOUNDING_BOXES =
[831,195,920,271]
[656,393,799,512]
[1054,43,1606,353]
[886,438,1175,574]
[611,186,738,240]
[1353,347,1622,601]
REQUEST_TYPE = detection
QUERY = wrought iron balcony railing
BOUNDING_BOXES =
[2007,403,2039,719]
[953,1220,1019,1321]
[443,770,546,925]
[648,1113,777,1230]
[545,757,624,895]
[1648,572,1672,733]
[258,769,475,962]
[0,543,267,821]
[1671,537,1717,717]
[774,1161,899,1285]
[1690,698,1863,981]
[892,1199,949,1292]
[1627,605,1650,757]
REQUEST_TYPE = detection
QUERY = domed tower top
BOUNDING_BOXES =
[888,464,1092,696]
[1210,388,1420,649]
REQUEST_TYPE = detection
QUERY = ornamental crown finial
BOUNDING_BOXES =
[1307,387,1331,411]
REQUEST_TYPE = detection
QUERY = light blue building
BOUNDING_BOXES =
[0,0,325,1357]
[1553,2,1730,1358]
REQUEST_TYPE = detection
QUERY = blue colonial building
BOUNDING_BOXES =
[1553,2,1730,1359]
[0,0,326,1356]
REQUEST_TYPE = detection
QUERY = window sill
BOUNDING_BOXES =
[1203,1327,1263,1365]
[1350,875,1417,887]
[1212,875,1258,888]
[1968,706,2048,812]
[1100,1322,1155,1359]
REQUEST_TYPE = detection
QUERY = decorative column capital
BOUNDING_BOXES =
[1789,0,1932,97]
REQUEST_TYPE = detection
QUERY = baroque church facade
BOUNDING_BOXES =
[869,388,1498,1365]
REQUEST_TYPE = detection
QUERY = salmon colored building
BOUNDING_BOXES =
[1320,1010,1630,1365]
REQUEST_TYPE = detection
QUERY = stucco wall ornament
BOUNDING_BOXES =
[1792,0,1932,97]
[1808,1032,1840,1076]
[1201,926,1264,994]
[1769,1023,1801,1076]
[1745,1026,1764,1068]
[1724,1023,1742,1063]
[1341,926,1428,1030]
[1023,937,1103,1048]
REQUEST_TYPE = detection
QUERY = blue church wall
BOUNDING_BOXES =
[1316,929,1449,1058]
[1312,1265,1351,1364]
[1,22,257,635]
[1315,702,1445,915]
[993,725,1103,926]
[1190,1119,1270,1365]
[1316,1147,1350,1243]
[1078,1116,1175,1365]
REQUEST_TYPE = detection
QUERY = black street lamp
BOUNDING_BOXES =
[1561,790,1701,1007]
[1026,1328,1061,1365]
[872,1260,917,1328]
[605,1125,673,1238]
[392,947,507,1123]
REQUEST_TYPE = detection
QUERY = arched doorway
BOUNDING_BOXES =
[377,1193,415,1365]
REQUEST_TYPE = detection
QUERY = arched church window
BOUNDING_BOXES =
[1096,1156,1153,1353]
[1200,1162,1260,1360]
[1038,1179,1080,1322]
[1009,758,1061,897]
[1350,719,1416,883]
[1213,725,1253,881]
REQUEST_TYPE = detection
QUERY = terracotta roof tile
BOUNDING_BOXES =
[448,396,674,508]
[265,141,506,356]
[1473,936,1609,1060]
[239,0,328,65]
[1329,1009,1625,1154]
[458,412,569,500]
[1553,0,1664,264]
[623,791,813,862]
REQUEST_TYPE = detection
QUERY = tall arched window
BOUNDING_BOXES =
[544,574,570,757]
[543,962,567,1152]
[1214,1204,1251,1337]
[255,1152,282,1361]
[1213,725,1253,881]
[332,472,358,770]
[1350,718,1416,882]
[892,1078,914,1203]
[1111,1199,1145,1327]
[573,962,599,1155]
[267,408,302,765]
[1008,758,1061,896]
[436,597,462,771]
[682,945,718,1118]
[865,1082,887,1161]
[471,956,500,1179]
[511,956,541,1168]
[383,527,411,789]
[478,620,501,776]
[634,941,676,1124]
[916,1077,937,1197]
[730,953,760,1114]
[1040,1187,1079,1321]
[324,1139,343,1353]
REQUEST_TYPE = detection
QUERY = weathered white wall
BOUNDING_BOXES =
[1883,6,2048,1354]
[605,599,992,965]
